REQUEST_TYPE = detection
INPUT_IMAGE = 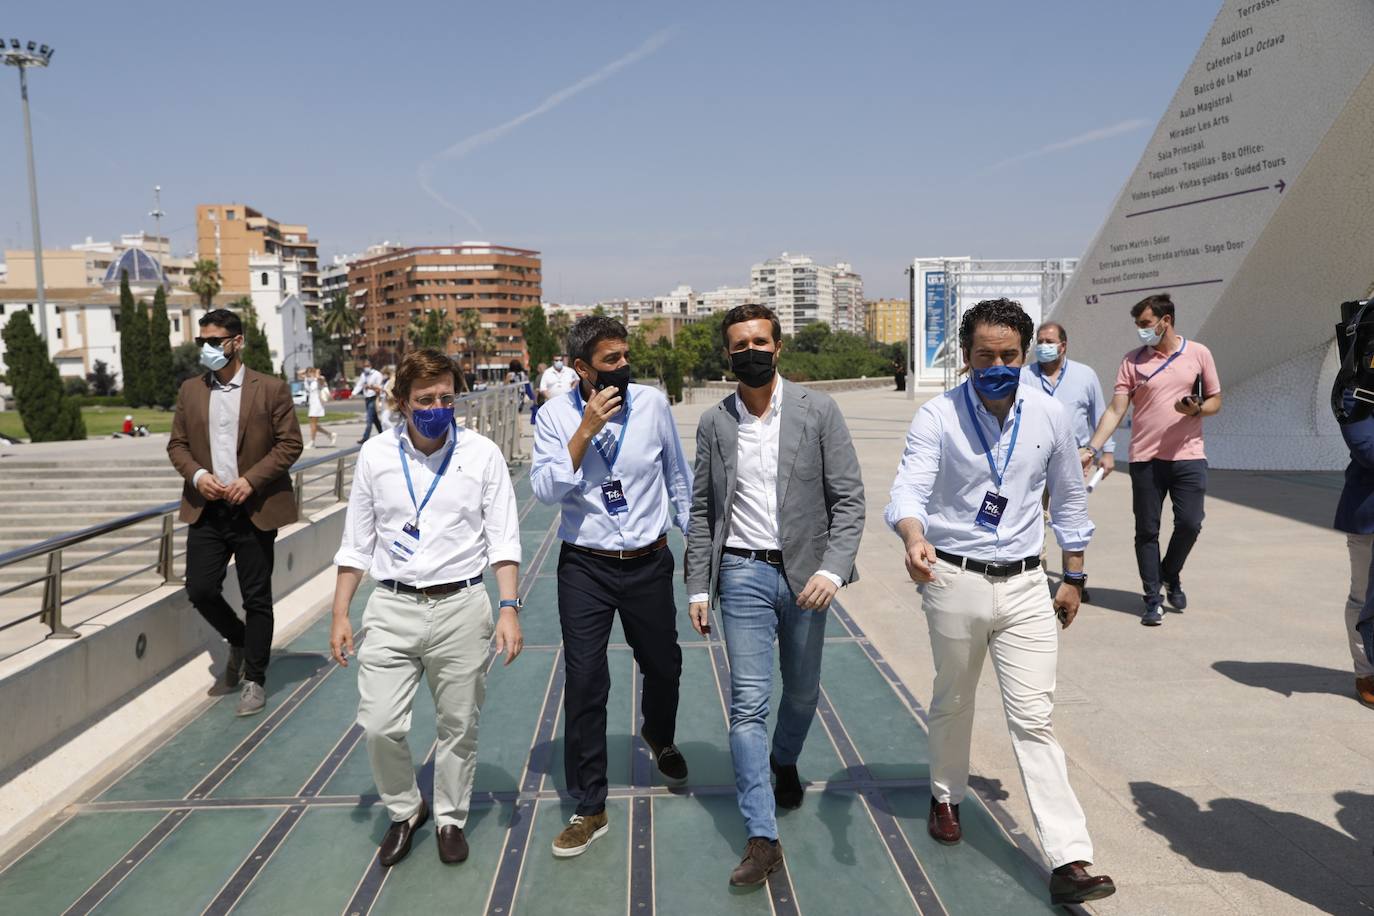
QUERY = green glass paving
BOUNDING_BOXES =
[0,477,1064,916]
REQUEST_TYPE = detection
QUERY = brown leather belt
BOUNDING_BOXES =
[565,534,669,560]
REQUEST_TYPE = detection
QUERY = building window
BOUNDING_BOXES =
[56,327,62,339]
[173,317,181,332]
[261,272,270,287]
[226,209,237,220]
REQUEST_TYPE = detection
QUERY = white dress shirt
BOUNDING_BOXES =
[352,367,383,400]
[334,423,522,586]
[191,365,245,488]
[1020,359,1115,453]
[539,365,579,398]
[686,378,841,604]
[884,379,1094,562]
[531,383,692,549]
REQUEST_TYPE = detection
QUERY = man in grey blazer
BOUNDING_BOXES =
[686,304,866,888]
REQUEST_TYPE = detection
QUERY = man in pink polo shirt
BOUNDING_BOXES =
[1082,294,1222,626]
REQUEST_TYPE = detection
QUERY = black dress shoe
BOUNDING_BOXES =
[640,728,688,782]
[927,798,961,845]
[1050,861,1116,904]
[1166,581,1187,610]
[379,800,429,868]
[437,824,469,864]
[770,755,803,809]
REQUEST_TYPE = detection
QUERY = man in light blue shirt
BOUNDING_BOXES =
[531,315,693,859]
[1022,321,1114,596]
[885,298,1114,907]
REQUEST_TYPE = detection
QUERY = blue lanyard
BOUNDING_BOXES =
[1137,339,1187,386]
[572,385,632,476]
[962,382,1022,491]
[1036,360,1068,397]
[399,424,457,523]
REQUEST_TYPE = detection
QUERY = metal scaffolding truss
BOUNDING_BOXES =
[938,258,1078,390]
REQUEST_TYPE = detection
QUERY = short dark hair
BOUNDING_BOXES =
[199,308,242,336]
[720,304,781,348]
[1037,321,1068,345]
[1131,293,1175,322]
[567,315,628,365]
[394,348,460,404]
[959,298,1033,354]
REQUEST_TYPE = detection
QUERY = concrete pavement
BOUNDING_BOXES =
[669,385,1374,916]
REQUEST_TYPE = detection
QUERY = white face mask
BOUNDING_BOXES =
[1137,323,1164,346]
[1035,343,1061,364]
[200,341,230,371]
[554,359,564,370]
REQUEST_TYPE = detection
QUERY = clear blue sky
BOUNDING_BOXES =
[0,0,1221,302]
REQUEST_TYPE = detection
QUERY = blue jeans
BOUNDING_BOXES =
[719,553,827,840]
[361,397,383,440]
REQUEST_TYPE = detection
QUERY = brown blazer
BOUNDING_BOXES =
[167,367,305,531]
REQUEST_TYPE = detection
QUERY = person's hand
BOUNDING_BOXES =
[688,601,711,636]
[195,473,227,501]
[796,575,839,610]
[1099,452,1115,477]
[493,610,524,665]
[223,476,254,506]
[1173,397,1203,417]
[330,615,354,666]
[1053,582,1082,629]
[904,536,938,584]
[576,386,623,439]
[1079,447,1096,473]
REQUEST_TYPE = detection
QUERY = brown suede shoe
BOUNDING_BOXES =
[1357,676,1374,708]
[927,798,961,845]
[1050,861,1116,904]
[437,825,468,864]
[729,837,783,887]
[552,810,609,858]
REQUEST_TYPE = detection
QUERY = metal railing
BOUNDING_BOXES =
[0,384,528,646]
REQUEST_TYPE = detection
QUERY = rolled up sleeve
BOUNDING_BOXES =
[333,449,376,572]
[1047,414,1095,551]
[531,404,585,504]
[482,447,523,566]
[884,403,942,533]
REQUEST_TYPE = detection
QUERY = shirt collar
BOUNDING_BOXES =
[212,365,246,391]
[397,420,454,457]
[734,377,783,422]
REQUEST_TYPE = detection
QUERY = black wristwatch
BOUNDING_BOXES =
[1062,573,1087,592]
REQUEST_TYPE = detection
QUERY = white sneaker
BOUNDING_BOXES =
[305,440,315,449]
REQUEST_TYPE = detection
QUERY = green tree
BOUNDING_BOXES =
[673,319,729,381]
[118,272,150,406]
[547,310,572,356]
[457,308,494,373]
[310,315,345,379]
[520,303,556,367]
[232,297,274,374]
[1,311,86,441]
[86,359,117,396]
[147,286,177,408]
[319,292,362,360]
[171,342,201,385]
[189,259,221,309]
[407,308,456,350]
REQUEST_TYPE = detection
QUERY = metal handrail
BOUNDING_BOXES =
[0,383,529,645]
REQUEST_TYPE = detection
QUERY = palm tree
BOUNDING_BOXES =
[458,308,493,372]
[406,308,455,350]
[189,259,222,309]
[547,310,572,356]
[319,292,362,349]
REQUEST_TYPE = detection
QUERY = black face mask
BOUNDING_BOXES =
[730,348,777,388]
[592,364,633,394]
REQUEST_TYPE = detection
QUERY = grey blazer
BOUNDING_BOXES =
[685,381,866,604]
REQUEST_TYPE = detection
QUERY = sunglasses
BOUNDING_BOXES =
[195,335,237,348]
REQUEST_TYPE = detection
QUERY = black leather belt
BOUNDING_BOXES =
[379,575,483,597]
[565,534,669,560]
[723,546,784,566]
[934,549,1040,579]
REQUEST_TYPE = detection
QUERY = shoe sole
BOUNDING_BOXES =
[1141,615,1163,627]
[235,704,266,717]
[929,834,962,846]
[1051,883,1117,904]
[729,861,781,887]
[552,823,608,858]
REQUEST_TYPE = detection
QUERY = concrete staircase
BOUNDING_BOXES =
[0,460,186,601]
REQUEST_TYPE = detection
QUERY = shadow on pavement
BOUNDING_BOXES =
[1205,470,1342,530]
[1131,782,1374,915]
[1211,660,1355,700]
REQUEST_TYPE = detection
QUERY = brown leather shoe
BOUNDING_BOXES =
[729,836,783,887]
[437,824,468,864]
[927,798,961,845]
[1357,676,1374,708]
[1050,861,1116,904]
[378,800,429,868]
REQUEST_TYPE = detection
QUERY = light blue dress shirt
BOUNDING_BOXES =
[1020,359,1115,452]
[532,382,693,549]
[884,379,1094,562]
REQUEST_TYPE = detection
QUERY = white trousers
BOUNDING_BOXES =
[1344,535,1374,677]
[919,559,1093,867]
[357,584,494,827]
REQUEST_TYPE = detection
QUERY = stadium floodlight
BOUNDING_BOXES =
[2,39,54,344]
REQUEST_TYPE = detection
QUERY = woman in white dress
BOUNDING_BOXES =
[304,367,336,448]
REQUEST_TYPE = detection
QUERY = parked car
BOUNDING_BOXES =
[289,380,308,407]
[331,385,352,400]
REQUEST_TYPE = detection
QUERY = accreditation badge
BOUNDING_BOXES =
[975,491,1008,530]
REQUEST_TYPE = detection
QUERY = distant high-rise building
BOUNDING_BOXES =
[350,243,542,370]
[832,262,864,334]
[196,203,320,300]
[750,253,858,335]
[694,286,754,318]
[864,298,909,345]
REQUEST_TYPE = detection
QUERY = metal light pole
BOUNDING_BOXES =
[149,185,165,256]
[3,39,55,348]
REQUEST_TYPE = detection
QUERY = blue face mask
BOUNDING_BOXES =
[411,406,455,440]
[971,365,1020,400]
[1035,343,1061,364]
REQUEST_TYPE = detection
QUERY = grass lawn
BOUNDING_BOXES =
[0,406,353,441]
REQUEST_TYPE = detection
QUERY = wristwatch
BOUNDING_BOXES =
[1062,572,1087,592]
[499,598,522,613]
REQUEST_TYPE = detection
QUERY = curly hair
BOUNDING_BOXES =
[959,298,1033,355]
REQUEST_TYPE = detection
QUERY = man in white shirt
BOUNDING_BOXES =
[352,357,385,442]
[885,298,1115,906]
[538,355,578,402]
[531,316,693,859]
[330,348,524,869]
[685,304,865,887]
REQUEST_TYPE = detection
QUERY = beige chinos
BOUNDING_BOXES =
[357,584,494,827]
